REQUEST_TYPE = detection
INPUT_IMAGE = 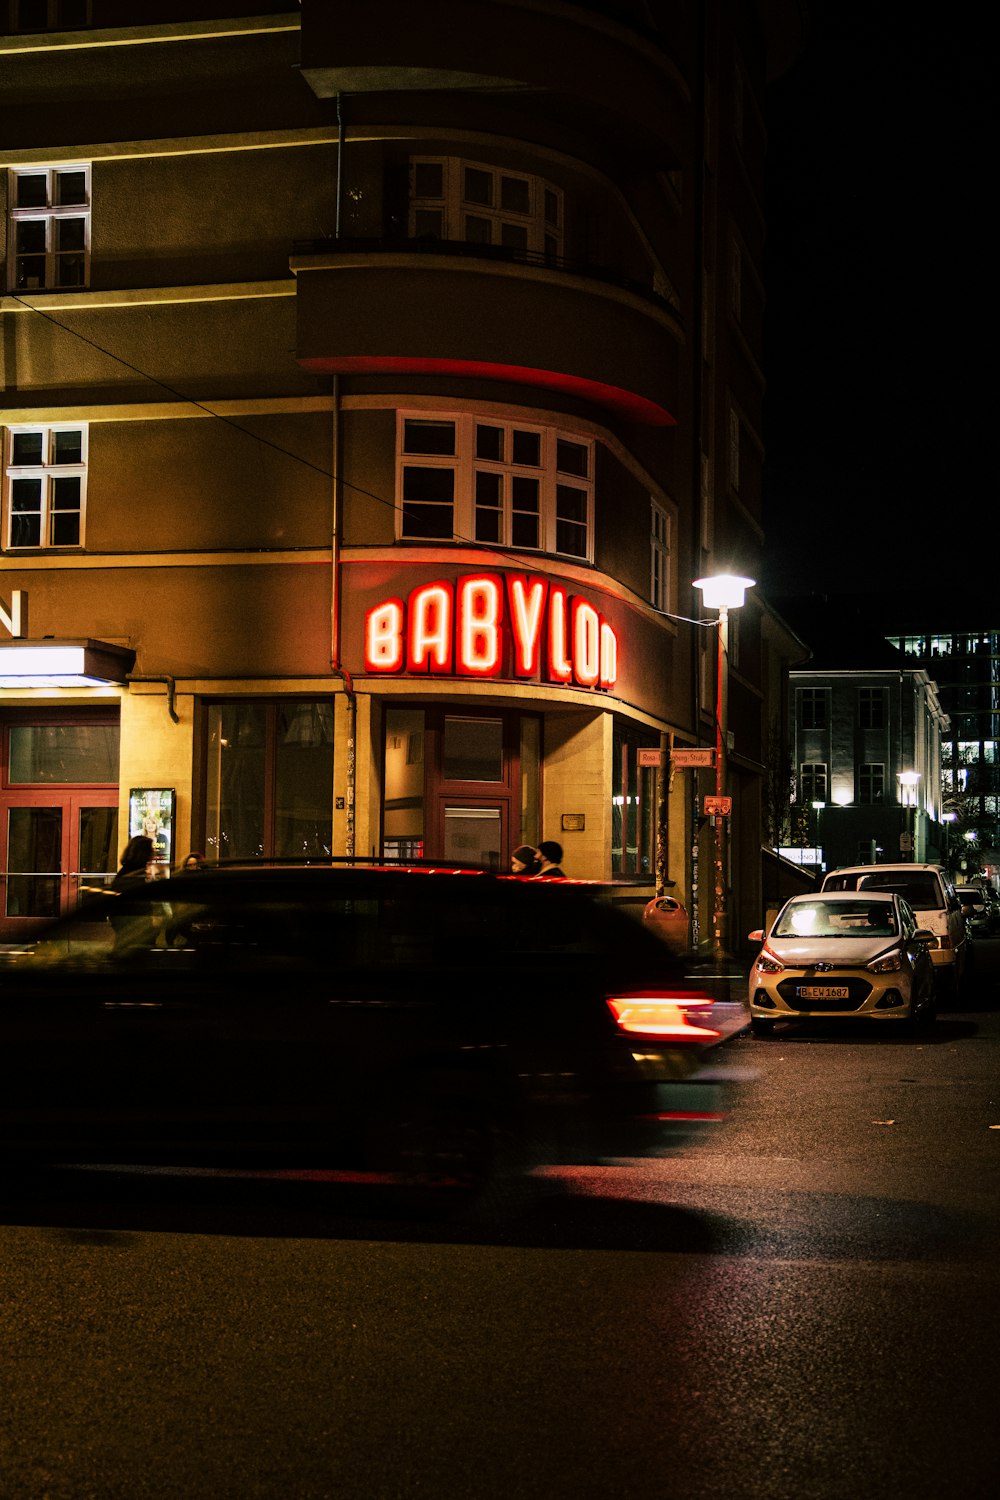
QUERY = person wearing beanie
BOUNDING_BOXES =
[535,841,565,877]
[511,844,541,875]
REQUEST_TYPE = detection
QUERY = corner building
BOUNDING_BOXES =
[0,1,801,941]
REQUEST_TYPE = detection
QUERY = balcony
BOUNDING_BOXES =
[298,0,690,161]
[290,239,681,427]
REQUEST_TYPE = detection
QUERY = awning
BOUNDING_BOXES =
[0,639,136,688]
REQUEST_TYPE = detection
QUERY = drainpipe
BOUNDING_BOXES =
[127,673,179,724]
[330,374,356,860]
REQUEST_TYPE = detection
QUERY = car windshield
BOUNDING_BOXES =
[773,899,898,939]
[855,873,942,910]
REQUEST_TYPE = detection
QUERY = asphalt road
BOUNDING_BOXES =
[2,947,999,1500]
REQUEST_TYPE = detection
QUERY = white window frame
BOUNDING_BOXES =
[7,163,90,292]
[395,411,594,562]
[799,763,828,804]
[408,156,563,258]
[798,687,828,730]
[650,498,672,613]
[4,422,88,550]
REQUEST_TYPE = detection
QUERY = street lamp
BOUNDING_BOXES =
[897,769,921,859]
[693,573,755,961]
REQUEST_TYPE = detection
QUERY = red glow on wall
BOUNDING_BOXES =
[297,355,677,427]
[363,572,618,691]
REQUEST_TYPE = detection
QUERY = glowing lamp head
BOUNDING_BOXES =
[693,574,756,612]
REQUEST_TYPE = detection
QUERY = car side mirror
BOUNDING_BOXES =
[913,928,935,943]
[748,929,764,943]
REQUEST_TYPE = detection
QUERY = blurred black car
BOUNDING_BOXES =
[0,865,744,1208]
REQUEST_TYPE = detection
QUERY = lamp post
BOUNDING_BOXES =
[693,573,755,962]
[897,769,921,859]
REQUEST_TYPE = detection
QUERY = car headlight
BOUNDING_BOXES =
[868,950,903,974]
[756,949,784,974]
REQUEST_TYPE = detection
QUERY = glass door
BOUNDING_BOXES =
[0,793,118,936]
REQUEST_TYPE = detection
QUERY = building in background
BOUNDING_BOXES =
[779,618,950,877]
[1,1,802,943]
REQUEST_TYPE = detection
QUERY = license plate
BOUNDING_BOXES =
[797,985,849,1000]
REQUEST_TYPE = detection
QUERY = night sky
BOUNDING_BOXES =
[761,5,994,602]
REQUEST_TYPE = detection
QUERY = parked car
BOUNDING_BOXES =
[819,862,969,1001]
[955,884,996,935]
[0,864,746,1209]
[747,890,937,1037]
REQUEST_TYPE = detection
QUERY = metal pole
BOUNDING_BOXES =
[713,605,728,961]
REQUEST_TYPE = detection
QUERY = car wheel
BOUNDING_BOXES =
[367,1098,495,1214]
[750,1018,776,1038]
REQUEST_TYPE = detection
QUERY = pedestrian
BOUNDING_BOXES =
[535,840,566,878]
[180,851,207,872]
[511,844,541,876]
[111,835,155,894]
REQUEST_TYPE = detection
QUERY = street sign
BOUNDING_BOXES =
[703,795,732,816]
[637,748,666,768]
[672,748,716,768]
[899,831,913,852]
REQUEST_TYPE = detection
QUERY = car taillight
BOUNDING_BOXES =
[606,994,720,1040]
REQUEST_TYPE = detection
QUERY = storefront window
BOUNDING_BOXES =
[520,716,540,847]
[384,707,425,860]
[443,717,503,781]
[611,724,658,875]
[8,722,118,783]
[205,700,334,860]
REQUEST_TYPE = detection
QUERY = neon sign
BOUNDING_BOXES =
[365,573,618,690]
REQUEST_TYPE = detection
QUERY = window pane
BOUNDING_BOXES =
[52,429,83,464]
[206,704,266,860]
[55,254,86,288]
[557,439,589,477]
[402,465,454,504]
[8,724,119,783]
[78,806,119,881]
[464,215,492,243]
[51,511,81,546]
[55,170,87,206]
[463,167,493,205]
[556,483,587,523]
[51,475,81,511]
[500,176,531,215]
[413,208,443,238]
[413,161,443,198]
[12,431,44,464]
[384,707,425,845]
[16,220,47,254]
[443,807,501,871]
[10,512,42,548]
[512,429,541,466]
[274,701,334,858]
[56,217,86,251]
[16,173,47,209]
[500,223,528,249]
[475,424,504,461]
[5,808,62,919]
[11,477,42,512]
[443,717,503,781]
[474,470,502,541]
[512,475,539,513]
[556,519,588,557]
[15,257,46,291]
[402,419,455,456]
[544,189,559,227]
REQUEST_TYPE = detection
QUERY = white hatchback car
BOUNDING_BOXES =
[748,890,937,1037]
